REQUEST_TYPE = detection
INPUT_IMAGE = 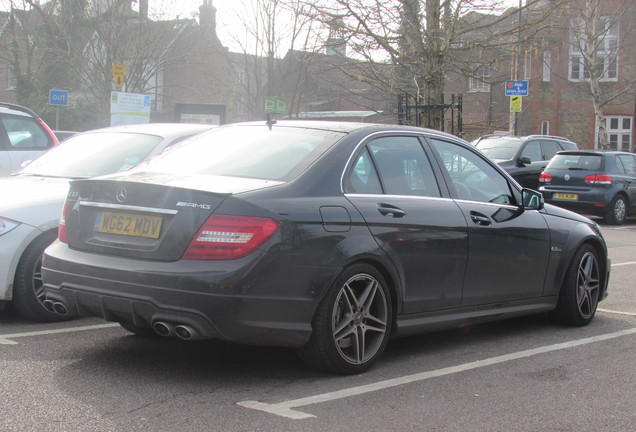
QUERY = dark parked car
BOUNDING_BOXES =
[42,122,609,374]
[0,103,58,176]
[474,134,578,190]
[539,150,636,225]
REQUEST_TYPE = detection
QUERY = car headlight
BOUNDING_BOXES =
[0,217,20,236]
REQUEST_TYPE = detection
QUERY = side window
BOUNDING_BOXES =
[0,117,50,149]
[521,141,542,162]
[542,140,560,159]
[431,139,514,205]
[617,155,636,175]
[368,136,440,197]
[345,148,382,194]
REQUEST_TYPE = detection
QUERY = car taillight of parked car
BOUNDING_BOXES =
[58,201,68,243]
[36,117,59,146]
[539,172,552,183]
[585,174,613,185]
[182,214,280,260]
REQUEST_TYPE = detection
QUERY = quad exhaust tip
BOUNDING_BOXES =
[153,321,175,337]
[175,324,200,340]
[43,299,69,316]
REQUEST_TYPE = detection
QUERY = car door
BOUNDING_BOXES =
[428,138,551,306]
[514,139,545,189]
[616,154,636,211]
[344,134,468,313]
[0,116,52,174]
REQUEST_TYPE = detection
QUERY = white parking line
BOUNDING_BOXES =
[0,323,120,345]
[237,327,636,420]
[598,308,636,316]
[612,261,636,267]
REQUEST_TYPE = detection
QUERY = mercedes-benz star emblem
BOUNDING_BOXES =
[116,187,127,203]
[564,174,571,181]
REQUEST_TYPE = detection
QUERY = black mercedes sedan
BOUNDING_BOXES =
[42,121,610,374]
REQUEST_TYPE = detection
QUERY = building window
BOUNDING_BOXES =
[7,67,16,90]
[468,67,490,92]
[542,51,551,82]
[569,16,619,82]
[237,69,246,85]
[236,94,244,115]
[523,52,531,80]
[541,120,550,135]
[605,116,632,151]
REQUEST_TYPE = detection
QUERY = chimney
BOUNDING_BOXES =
[138,0,148,18]
[199,0,216,28]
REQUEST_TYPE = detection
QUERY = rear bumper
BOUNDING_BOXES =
[42,241,339,347]
[540,188,613,216]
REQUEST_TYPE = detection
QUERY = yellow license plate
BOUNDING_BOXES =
[94,211,162,239]
[554,193,579,201]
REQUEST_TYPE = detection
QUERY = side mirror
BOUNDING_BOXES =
[516,155,532,167]
[522,188,544,210]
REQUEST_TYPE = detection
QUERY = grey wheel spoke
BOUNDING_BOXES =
[576,252,599,317]
[332,272,389,365]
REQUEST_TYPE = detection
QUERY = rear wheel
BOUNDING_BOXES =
[13,231,68,322]
[551,244,601,326]
[604,195,627,225]
[297,264,392,374]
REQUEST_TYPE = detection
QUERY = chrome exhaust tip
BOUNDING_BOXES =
[42,299,56,313]
[175,324,199,340]
[52,302,69,316]
[153,321,175,337]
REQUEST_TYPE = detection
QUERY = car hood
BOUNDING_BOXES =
[0,176,70,227]
[542,203,595,224]
[96,170,285,194]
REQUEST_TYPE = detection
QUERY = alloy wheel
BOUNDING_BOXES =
[332,273,389,365]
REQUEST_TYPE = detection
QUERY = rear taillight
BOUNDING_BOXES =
[183,214,280,260]
[585,174,612,185]
[58,201,68,243]
[539,172,552,183]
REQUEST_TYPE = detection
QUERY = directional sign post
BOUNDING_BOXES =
[49,89,69,130]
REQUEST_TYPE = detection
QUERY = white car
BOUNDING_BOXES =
[0,103,58,176]
[0,123,214,321]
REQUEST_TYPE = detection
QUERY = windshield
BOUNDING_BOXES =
[139,124,346,181]
[476,138,522,160]
[547,154,603,170]
[19,132,162,178]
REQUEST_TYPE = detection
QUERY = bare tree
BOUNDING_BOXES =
[292,0,568,130]
[567,0,635,149]
[223,0,321,120]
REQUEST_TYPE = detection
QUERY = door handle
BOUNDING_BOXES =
[378,204,406,218]
[470,211,491,226]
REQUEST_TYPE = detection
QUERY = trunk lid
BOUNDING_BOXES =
[63,172,282,261]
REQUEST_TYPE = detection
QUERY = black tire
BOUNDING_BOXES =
[604,195,627,225]
[551,244,601,326]
[297,263,392,374]
[12,231,68,322]
[119,321,159,338]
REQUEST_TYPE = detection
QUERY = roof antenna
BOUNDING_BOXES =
[266,114,277,131]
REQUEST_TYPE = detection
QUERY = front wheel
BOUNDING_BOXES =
[604,195,627,225]
[551,244,601,326]
[297,264,392,374]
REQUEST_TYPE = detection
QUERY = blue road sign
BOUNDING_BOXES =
[49,89,69,106]
[505,80,529,97]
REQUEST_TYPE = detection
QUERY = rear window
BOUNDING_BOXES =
[547,154,603,170]
[475,138,522,160]
[20,132,161,177]
[141,125,345,181]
